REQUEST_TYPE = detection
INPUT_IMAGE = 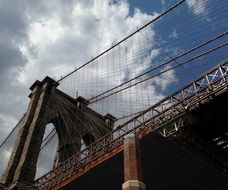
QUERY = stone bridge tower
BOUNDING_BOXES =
[0,77,116,189]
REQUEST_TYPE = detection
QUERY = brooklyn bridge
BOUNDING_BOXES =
[0,0,227,189]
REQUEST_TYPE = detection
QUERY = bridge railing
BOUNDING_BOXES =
[35,60,228,189]
[122,59,228,133]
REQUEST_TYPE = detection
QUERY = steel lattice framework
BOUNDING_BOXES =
[35,60,228,189]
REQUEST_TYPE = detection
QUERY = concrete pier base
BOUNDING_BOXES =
[123,180,146,190]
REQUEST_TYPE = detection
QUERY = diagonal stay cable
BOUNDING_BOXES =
[54,94,81,154]
[57,0,187,82]
[57,93,111,134]
[0,114,26,150]
[88,42,228,104]
[87,31,227,104]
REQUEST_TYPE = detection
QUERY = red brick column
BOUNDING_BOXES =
[122,134,146,190]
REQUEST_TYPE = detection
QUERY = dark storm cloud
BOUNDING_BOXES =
[0,0,30,138]
[0,0,28,79]
[0,1,27,37]
[0,42,25,72]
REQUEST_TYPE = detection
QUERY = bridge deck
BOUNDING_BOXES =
[61,134,228,190]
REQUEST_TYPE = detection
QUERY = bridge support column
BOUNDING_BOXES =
[11,78,58,189]
[0,81,42,187]
[122,134,146,190]
[1,77,58,190]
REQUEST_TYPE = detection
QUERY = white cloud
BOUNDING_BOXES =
[154,65,177,90]
[29,19,64,46]
[169,29,178,39]
[18,0,158,86]
[186,0,207,15]
[161,0,166,5]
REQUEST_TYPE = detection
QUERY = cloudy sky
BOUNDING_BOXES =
[0,0,226,153]
[0,0,170,143]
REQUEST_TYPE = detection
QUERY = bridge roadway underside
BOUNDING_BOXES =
[61,138,228,190]
[61,92,228,190]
